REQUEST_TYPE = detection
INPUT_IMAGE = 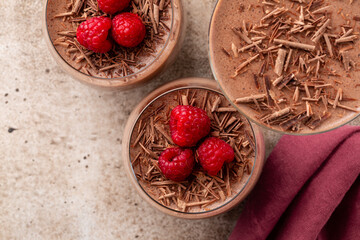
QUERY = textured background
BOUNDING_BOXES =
[0,0,358,239]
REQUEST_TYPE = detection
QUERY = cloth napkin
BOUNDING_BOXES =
[229,125,360,240]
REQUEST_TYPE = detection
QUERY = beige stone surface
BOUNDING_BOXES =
[0,0,358,239]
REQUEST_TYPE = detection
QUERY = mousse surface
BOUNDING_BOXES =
[210,0,360,133]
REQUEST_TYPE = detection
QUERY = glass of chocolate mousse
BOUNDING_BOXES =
[209,0,359,134]
[122,78,265,219]
[44,0,185,90]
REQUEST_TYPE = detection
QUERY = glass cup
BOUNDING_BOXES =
[208,0,360,135]
[43,0,185,90]
[122,78,266,219]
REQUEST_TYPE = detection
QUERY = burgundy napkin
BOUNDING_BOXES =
[229,125,360,240]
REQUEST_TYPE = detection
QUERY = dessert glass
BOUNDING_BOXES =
[208,0,360,135]
[122,78,266,219]
[43,0,185,90]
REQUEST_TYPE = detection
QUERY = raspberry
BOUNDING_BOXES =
[197,137,235,176]
[158,148,195,182]
[76,16,112,53]
[169,105,211,147]
[112,13,146,48]
[98,0,130,15]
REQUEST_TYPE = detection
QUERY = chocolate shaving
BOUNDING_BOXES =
[72,0,85,15]
[231,43,239,58]
[154,123,173,144]
[233,54,260,77]
[323,34,334,57]
[312,5,331,14]
[235,93,266,103]
[284,49,293,72]
[238,40,262,52]
[278,73,296,90]
[333,88,343,109]
[328,99,358,112]
[253,74,260,89]
[274,39,316,51]
[306,112,332,129]
[274,48,287,76]
[232,27,252,44]
[222,47,231,57]
[211,96,221,112]
[217,107,237,112]
[261,107,292,122]
[280,111,309,130]
[335,35,358,44]
[73,40,96,70]
[311,19,331,43]
[340,51,352,71]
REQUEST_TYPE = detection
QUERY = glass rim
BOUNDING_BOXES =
[44,0,176,81]
[126,79,260,215]
[207,0,360,136]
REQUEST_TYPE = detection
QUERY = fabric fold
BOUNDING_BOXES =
[318,178,360,240]
[229,125,360,240]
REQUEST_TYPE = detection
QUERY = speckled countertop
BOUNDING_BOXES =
[0,1,359,239]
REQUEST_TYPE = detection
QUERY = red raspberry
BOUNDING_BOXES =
[112,13,146,48]
[98,0,130,15]
[76,16,112,53]
[169,105,211,147]
[158,148,195,182]
[197,137,235,176]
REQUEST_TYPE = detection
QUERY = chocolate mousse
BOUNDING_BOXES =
[129,87,256,213]
[45,0,183,87]
[210,0,360,133]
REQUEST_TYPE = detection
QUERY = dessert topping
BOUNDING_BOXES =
[169,105,211,147]
[98,0,130,15]
[197,137,235,176]
[158,147,195,182]
[112,12,146,48]
[76,16,113,53]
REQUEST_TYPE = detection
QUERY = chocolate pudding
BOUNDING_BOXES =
[126,79,262,215]
[209,0,360,133]
[44,0,184,89]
